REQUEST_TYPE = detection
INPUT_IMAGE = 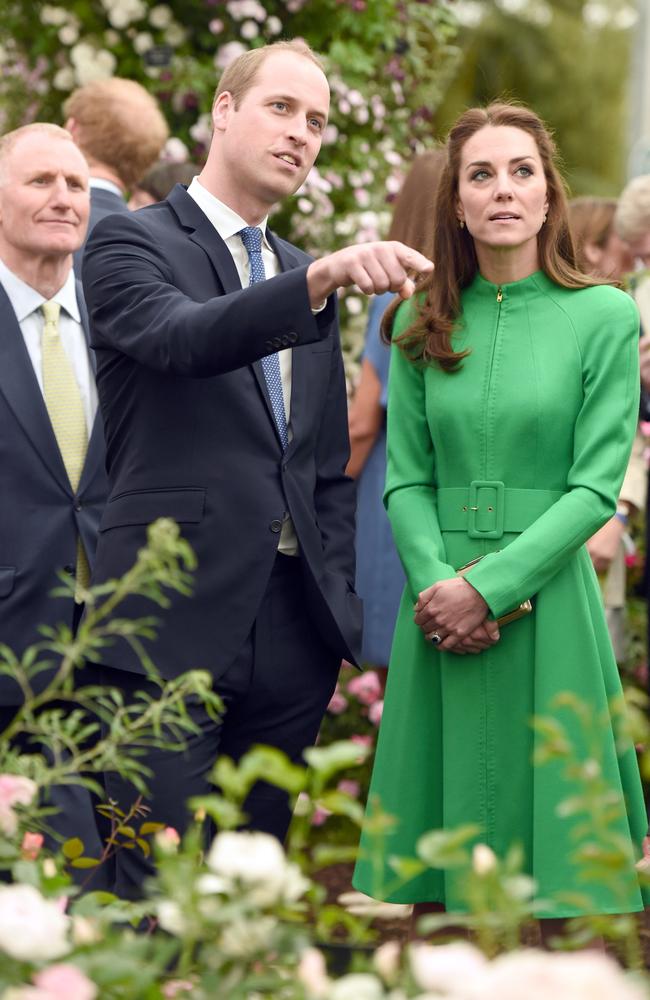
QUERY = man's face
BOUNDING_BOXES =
[0,132,89,262]
[213,51,330,216]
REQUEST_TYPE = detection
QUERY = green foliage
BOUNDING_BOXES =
[439,0,633,195]
[0,0,459,270]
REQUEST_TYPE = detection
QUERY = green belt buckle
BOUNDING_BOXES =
[467,480,505,539]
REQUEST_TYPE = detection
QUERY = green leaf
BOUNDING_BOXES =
[416,825,480,869]
[62,837,85,860]
[139,822,166,836]
[70,857,100,868]
[303,740,371,783]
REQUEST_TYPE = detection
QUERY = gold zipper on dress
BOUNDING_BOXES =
[496,286,503,303]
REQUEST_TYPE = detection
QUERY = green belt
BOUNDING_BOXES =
[436,481,565,540]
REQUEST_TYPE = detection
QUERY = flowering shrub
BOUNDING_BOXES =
[0,1,458,333]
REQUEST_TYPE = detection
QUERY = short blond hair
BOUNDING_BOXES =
[0,123,79,183]
[615,175,650,244]
[213,39,325,110]
[63,78,169,189]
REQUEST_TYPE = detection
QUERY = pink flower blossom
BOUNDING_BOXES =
[0,774,37,835]
[337,779,360,799]
[327,688,348,715]
[33,965,97,1000]
[368,699,384,726]
[162,980,195,999]
[21,831,44,860]
[348,671,382,705]
[311,806,332,826]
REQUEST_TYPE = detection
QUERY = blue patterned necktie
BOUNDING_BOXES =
[238,226,289,451]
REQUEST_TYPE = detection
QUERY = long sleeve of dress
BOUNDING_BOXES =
[384,303,457,599]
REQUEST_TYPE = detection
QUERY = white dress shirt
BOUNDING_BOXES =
[0,258,98,434]
[187,176,298,554]
[89,177,124,198]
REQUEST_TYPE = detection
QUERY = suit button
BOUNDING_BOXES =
[265,341,273,351]
[270,519,283,533]
[63,564,75,575]
[74,501,82,512]
[272,337,282,349]
[288,332,298,344]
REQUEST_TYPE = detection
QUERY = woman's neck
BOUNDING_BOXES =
[474,240,540,286]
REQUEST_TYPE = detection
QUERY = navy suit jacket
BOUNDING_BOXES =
[82,185,362,680]
[73,186,128,273]
[0,280,109,703]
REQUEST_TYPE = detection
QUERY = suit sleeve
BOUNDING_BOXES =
[82,210,335,377]
[464,291,641,617]
[383,302,457,599]
[313,317,357,587]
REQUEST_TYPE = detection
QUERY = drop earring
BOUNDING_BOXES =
[459,219,465,229]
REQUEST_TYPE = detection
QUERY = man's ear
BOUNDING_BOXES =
[583,241,603,268]
[212,92,234,133]
[64,117,77,139]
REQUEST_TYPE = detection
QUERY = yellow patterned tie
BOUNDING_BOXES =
[41,301,90,598]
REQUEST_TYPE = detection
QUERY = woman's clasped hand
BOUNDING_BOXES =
[413,576,500,654]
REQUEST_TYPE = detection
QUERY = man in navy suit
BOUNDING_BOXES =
[83,39,432,898]
[64,77,168,269]
[0,123,109,878]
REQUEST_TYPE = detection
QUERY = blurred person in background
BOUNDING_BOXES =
[63,77,169,264]
[128,161,199,210]
[347,150,445,680]
[616,177,650,687]
[568,196,645,662]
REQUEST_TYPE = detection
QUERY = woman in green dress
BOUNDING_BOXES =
[352,102,648,923]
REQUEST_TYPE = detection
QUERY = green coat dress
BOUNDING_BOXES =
[352,270,648,915]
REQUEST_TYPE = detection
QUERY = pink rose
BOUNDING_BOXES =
[347,671,382,706]
[33,964,97,1000]
[0,774,37,835]
[162,980,195,999]
[21,831,44,860]
[327,688,348,715]
[368,700,384,726]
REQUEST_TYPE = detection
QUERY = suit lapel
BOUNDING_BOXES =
[0,284,70,490]
[166,187,302,450]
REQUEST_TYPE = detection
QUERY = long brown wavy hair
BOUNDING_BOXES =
[385,102,598,371]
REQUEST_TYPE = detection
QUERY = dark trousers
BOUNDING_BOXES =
[93,553,340,900]
[0,601,111,890]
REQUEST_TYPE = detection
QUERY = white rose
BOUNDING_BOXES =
[214,41,247,71]
[163,137,189,163]
[157,899,186,936]
[328,974,385,1000]
[206,830,308,907]
[149,3,173,28]
[240,19,259,40]
[409,942,487,995]
[40,4,68,25]
[0,885,69,962]
[71,44,116,85]
[468,949,649,1000]
[266,15,282,34]
[58,24,79,45]
[219,915,276,957]
[165,23,186,46]
[133,31,154,54]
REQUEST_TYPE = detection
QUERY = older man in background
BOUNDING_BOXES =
[64,77,169,264]
[0,123,109,880]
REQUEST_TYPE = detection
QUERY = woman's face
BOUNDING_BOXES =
[456,125,549,263]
